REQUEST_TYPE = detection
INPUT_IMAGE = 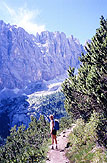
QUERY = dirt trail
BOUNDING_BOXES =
[46,125,76,163]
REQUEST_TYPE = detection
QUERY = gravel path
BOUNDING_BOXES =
[46,125,76,163]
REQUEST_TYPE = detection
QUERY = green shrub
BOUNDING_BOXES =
[0,115,50,163]
[66,112,106,163]
[59,116,74,132]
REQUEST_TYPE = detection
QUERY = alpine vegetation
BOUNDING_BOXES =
[62,16,107,161]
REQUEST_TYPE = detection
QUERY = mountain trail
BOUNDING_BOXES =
[46,124,76,163]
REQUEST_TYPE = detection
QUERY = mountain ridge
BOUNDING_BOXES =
[0,20,84,92]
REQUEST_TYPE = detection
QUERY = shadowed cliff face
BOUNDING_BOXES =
[0,95,30,139]
[0,91,66,139]
[0,20,84,90]
[0,112,10,138]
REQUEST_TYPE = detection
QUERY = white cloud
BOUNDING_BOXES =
[3,2,45,35]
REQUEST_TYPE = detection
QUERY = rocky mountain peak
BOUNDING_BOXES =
[0,21,84,92]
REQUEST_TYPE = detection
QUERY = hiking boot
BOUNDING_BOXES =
[51,146,54,150]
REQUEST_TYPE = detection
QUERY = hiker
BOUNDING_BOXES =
[49,115,57,149]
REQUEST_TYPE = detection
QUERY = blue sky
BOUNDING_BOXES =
[0,0,107,44]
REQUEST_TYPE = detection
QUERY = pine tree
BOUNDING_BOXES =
[62,16,107,146]
[0,116,50,162]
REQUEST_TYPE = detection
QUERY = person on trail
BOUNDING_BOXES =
[49,115,57,149]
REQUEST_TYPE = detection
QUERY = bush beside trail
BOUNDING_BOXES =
[62,16,107,148]
[0,115,50,163]
[66,112,107,163]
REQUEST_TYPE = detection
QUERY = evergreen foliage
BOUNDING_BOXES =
[62,16,107,147]
[0,114,73,162]
[66,112,107,162]
[0,116,50,163]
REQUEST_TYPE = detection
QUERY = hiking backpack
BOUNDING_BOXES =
[54,119,59,130]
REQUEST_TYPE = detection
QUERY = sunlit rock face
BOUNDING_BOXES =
[0,20,84,90]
